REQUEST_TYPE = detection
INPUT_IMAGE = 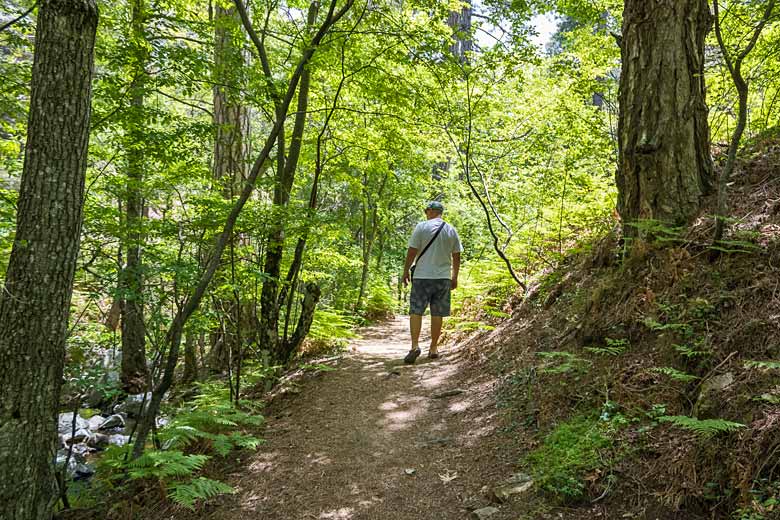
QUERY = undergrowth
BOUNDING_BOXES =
[85,381,264,512]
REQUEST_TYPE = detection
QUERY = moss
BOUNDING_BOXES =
[524,415,612,502]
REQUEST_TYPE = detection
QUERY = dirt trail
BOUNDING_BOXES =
[195,316,523,520]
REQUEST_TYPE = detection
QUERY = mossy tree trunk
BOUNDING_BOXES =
[617,0,714,237]
[0,1,98,517]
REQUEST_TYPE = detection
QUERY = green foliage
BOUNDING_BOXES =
[99,447,234,509]
[745,360,780,371]
[96,381,261,510]
[537,351,591,374]
[168,477,235,510]
[652,367,699,383]
[585,337,628,356]
[658,415,746,438]
[734,479,780,520]
[160,382,264,455]
[307,308,357,349]
[525,416,612,501]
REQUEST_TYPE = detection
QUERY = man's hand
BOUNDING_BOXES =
[451,278,458,290]
[403,270,410,287]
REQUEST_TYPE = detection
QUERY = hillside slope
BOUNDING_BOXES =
[461,133,780,519]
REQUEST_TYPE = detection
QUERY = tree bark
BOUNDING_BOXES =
[120,0,150,394]
[209,2,250,374]
[0,1,98,518]
[617,0,714,236]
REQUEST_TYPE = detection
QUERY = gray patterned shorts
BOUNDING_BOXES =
[410,278,452,316]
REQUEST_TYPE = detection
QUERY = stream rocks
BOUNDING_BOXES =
[55,393,151,479]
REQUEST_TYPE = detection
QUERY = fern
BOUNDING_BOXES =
[126,451,209,480]
[653,367,699,382]
[658,415,745,438]
[585,345,625,356]
[745,360,780,371]
[537,351,590,374]
[674,343,709,359]
[168,477,234,509]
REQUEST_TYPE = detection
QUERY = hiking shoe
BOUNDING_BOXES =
[428,351,440,359]
[404,348,421,364]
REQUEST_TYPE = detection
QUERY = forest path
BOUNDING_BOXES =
[198,315,521,520]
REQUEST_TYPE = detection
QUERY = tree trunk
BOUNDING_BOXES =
[120,0,150,394]
[617,0,714,236]
[0,1,98,518]
[259,1,317,364]
[210,3,250,373]
[280,282,321,363]
[182,331,198,385]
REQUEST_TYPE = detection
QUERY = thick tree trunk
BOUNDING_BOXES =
[209,3,250,373]
[120,0,150,393]
[617,0,714,236]
[0,1,98,518]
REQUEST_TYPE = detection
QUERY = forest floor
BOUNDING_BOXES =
[156,315,527,520]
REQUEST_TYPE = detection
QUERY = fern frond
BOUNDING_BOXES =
[126,451,209,480]
[585,346,625,356]
[168,477,234,509]
[652,367,699,382]
[658,415,745,438]
[745,360,780,371]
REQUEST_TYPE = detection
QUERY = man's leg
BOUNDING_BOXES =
[429,315,442,354]
[428,280,451,357]
[410,314,422,350]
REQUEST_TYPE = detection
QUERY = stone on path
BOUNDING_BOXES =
[491,473,535,503]
[471,506,500,519]
[432,389,465,399]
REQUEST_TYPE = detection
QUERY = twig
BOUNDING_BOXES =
[0,1,38,34]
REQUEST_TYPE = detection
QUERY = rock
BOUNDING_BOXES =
[432,389,465,399]
[58,413,89,435]
[98,414,125,431]
[55,450,95,480]
[109,434,130,447]
[404,468,416,475]
[703,372,734,393]
[87,416,104,431]
[491,473,534,503]
[114,393,151,418]
[86,433,110,449]
[471,506,500,519]
[63,428,91,445]
[156,415,169,429]
[696,372,735,416]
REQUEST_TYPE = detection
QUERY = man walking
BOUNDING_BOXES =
[402,201,463,363]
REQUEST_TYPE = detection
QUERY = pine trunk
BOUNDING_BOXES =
[120,0,150,393]
[0,1,98,518]
[210,3,249,373]
[617,0,714,236]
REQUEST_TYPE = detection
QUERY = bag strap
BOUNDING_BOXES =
[415,221,446,265]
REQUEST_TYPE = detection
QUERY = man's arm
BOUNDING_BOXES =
[402,247,418,287]
[451,252,460,290]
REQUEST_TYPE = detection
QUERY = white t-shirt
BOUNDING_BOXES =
[408,218,464,279]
